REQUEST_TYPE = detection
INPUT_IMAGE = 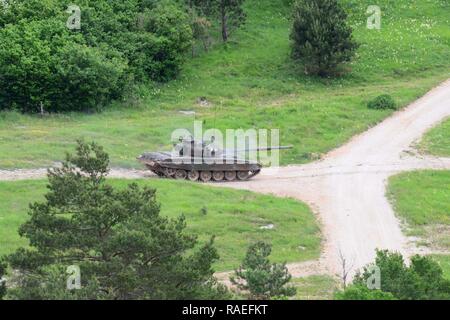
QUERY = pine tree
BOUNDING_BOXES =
[2,141,228,300]
[290,0,359,76]
[231,242,296,299]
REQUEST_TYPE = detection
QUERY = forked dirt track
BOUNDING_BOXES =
[219,78,450,279]
[1,79,450,280]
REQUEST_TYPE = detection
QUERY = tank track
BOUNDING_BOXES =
[146,164,260,182]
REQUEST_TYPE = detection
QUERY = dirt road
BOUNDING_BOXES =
[0,168,151,181]
[1,80,449,279]
[219,79,450,278]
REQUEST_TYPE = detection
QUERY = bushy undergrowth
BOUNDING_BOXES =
[336,250,450,300]
[367,94,396,110]
[0,0,192,112]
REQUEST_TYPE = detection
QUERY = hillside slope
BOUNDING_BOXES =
[0,0,449,169]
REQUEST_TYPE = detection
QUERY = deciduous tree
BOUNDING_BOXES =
[338,250,450,300]
[188,0,246,43]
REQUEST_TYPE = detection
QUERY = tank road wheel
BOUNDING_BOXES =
[187,170,200,182]
[175,170,187,180]
[154,171,165,177]
[237,171,250,181]
[200,171,212,182]
[164,168,176,178]
[145,165,162,177]
[224,171,237,182]
[212,171,225,182]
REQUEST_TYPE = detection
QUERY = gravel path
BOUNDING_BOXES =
[0,168,151,181]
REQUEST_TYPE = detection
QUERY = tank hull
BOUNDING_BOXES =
[138,152,261,182]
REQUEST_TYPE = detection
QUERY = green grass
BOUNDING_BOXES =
[432,255,450,280]
[0,0,449,169]
[291,275,338,300]
[388,170,450,280]
[0,179,321,272]
[387,170,450,250]
[419,117,450,157]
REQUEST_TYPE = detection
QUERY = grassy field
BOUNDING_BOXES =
[291,275,338,300]
[432,255,450,280]
[388,170,450,249]
[0,179,321,272]
[387,170,450,278]
[0,0,449,169]
[419,117,450,157]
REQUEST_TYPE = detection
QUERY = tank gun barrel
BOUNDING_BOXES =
[224,146,293,154]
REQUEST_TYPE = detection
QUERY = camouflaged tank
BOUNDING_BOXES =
[137,138,291,182]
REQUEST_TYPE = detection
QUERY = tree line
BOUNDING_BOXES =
[0,0,362,113]
[0,0,247,113]
[336,250,450,300]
